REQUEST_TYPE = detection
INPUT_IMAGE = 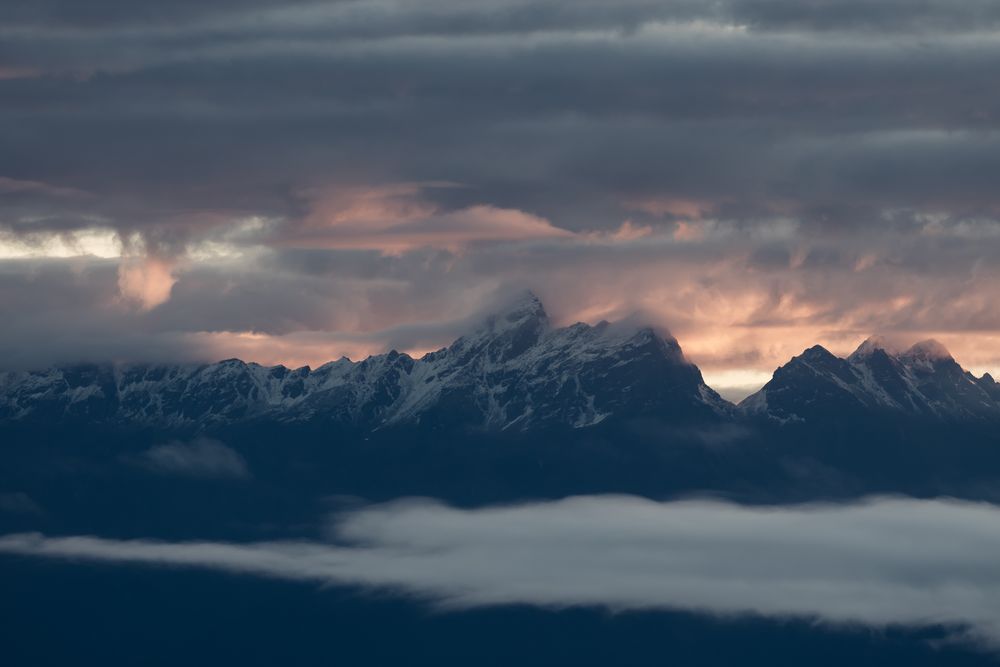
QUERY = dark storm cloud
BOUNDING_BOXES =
[6,0,1000,36]
[729,0,1000,32]
[0,0,321,28]
[4,26,1000,236]
[1,0,1000,380]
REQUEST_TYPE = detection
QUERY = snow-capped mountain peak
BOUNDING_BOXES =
[0,293,729,431]
[446,290,550,366]
[742,335,999,423]
[848,335,903,361]
[490,290,549,331]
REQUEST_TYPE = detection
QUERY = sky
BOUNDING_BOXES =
[3,1,1000,398]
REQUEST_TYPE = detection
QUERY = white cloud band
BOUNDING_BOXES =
[3,496,1000,646]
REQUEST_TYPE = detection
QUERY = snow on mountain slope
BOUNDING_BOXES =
[741,336,1000,423]
[385,293,731,430]
[0,292,730,430]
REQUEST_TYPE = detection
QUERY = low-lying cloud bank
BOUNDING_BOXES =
[3,496,1000,647]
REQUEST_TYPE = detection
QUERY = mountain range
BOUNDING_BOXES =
[0,293,729,430]
[742,336,1000,425]
[2,291,999,431]
[5,291,1000,535]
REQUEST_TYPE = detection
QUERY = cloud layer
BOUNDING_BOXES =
[2,1,1000,393]
[5,496,1000,647]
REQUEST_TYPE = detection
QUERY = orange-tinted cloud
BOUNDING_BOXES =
[188,329,438,370]
[117,257,177,310]
[285,184,573,253]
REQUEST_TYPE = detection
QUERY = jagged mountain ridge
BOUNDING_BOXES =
[4,294,999,431]
[740,336,1000,424]
[0,292,730,430]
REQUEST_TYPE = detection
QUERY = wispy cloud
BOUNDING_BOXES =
[283,183,573,254]
[138,438,250,479]
[4,496,1000,647]
[0,492,43,516]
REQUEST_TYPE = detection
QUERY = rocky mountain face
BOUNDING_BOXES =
[0,293,730,431]
[740,336,1000,424]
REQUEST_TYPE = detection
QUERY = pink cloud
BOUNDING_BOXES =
[284,184,573,253]
[0,67,41,81]
[192,331,390,369]
[117,257,177,310]
[0,176,89,198]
